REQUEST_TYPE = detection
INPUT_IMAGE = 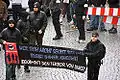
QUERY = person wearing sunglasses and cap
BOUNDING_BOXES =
[83,32,106,80]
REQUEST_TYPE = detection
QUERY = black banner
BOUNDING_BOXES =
[17,44,86,73]
[4,42,86,73]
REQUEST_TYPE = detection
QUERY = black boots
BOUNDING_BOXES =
[24,68,30,73]
[53,34,63,40]
[24,66,30,73]
[109,27,117,34]
[99,27,107,32]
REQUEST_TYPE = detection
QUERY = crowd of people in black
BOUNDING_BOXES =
[0,0,119,80]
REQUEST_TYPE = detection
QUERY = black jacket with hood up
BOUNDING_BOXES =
[0,24,21,44]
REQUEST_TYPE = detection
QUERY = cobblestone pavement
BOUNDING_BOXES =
[0,17,120,80]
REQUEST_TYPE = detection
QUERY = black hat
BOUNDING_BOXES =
[8,18,16,24]
[92,32,99,37]
[34,2,40,8]
[8,18,16,29]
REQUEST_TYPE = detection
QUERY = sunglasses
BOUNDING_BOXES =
[9,22,14,24]
[92,35,98,37]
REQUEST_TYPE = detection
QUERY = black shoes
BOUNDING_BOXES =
[9,75,16,80]
[109,28,117,34]
[100,28,107,32]
[24,68,30,73]
[87,27,94,31]
[53,34,63,40]
[10,77,16,80]
[17,65,30,73]
[87,27,98,31]
[24,66,30,73]
[108,27,114,32]
[87,27,107,32]
[94,27,98,30]
[17,65,21,69]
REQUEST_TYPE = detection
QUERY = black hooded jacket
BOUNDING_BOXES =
[28,11,47,32]
[0,24,21,44]
[84,40,106,63]
[17,12,29,36]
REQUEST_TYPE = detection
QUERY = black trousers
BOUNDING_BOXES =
[88,62,101,80]
[28,32,44,46]
[51,10,62,36]
[66,3,72,22]
[36,32,44,46]
[12,4,22,21]
[76,15,85,40]
[24,65,29,70]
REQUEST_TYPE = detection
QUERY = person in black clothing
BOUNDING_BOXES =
[16,11,30,73]
[108,0,119,34]
[74,0,87,43]
[28,2,47,45]
[11,0,22,22]
[49,0,63,40]
[84,32,106,80]
[0,18,21,80]
[28,0,51,17]
[41,0,51,17]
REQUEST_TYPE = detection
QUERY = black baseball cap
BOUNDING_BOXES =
[34,2,40,8]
